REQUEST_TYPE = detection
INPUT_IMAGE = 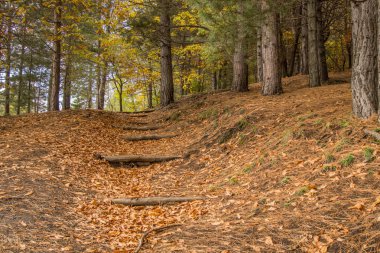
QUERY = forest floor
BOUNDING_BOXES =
[1,72,380,253]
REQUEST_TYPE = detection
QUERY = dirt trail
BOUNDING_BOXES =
[1,72,380,252]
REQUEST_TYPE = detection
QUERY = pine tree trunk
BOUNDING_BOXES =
[256,28,263,82]
[17,43,25,115]
[261,3,282,96]
[307,0,321,87]
[4,6,11,116]
[159,0,174,106]
[289,5,302,76]
[27,53,33,114]
[98,62,107,110]
[63,52,71,110]
[351,0,378,118]
[232,0,248,92]
[87,65,93,109]
[317,0,328,82]
[300,0,309,74]
[49,0,62,111]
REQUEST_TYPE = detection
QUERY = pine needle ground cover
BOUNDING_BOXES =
[1,72,379,252]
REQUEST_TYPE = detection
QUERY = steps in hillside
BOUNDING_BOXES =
[123,134,178,141]
[96,154,182,167]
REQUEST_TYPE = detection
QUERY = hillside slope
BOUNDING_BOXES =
[1,72,379,253]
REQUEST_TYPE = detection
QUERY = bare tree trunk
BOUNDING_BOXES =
[4,3,11,116]
[307,0,321,87]
[98,62,107,110]
[351,0,378,118]
[63,51,71,110]
[16,43,25,115]
[49,0,62,111]
[317,0,329,82]
[300,0,309,74]
[261,3,282,96]
[256,28,263,82]
[289,4,302,76]
[87,64,93,109]
[232,0,248,92]
[159,0,174,106]
[27,52,33,114]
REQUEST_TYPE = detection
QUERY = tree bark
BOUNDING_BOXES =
[261,3,282,96]
[300,0,309,74]
[87,65,93,109]
[232,0,249,92]
[316,0,329,82]
[17,43,25,115]
[351,0,378,118]
[256,28,263,82]
[4,4,12,116]
[289,4,302,76]
[49,0,62,111]
[63,51,72,110]
[307,0,321,87]
[159,0,174,106]
[27,52,33,114]
[98,62,107,110]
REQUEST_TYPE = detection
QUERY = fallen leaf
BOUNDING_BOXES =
[264,236,273,245]
[349,202,365,211]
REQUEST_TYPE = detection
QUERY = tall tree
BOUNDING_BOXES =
[49,0,62,111]
[158,0,175,106]
[261,2,282,96]
[307,0,321,87]
[231,0,249,92]
[351,0,378,118]
[4,2,12,116]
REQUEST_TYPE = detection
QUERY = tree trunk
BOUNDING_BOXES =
[49,0,62,111]
[27,53,33,114]
[98,62,107,110]
[351,0,378,119]
[63,51,71,110]
[289,5,302,76]
[87,65,93,109]
[159,0,174,106]
[316,0,329,82]
[279,26,289,77]
[300,0,309,74]
[17,43,25,115]
[4,5,11,116]
[307,0,321,87]
[256,28,263,82]
[232,0,248,92]
[261,3,282,96]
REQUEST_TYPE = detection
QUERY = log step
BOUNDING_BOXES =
[123,134,178,141]
[111,196,205,206]
[122,126,160,131]
[102,155,182,164]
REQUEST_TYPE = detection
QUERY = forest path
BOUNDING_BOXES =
[1,72,380,253]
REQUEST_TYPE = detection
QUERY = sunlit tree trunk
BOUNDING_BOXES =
[87,65,93,109]
[317,0,328,82]
[27,53,33,114]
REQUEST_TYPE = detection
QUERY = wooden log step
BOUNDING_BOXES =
[111,196,205,206]
[123,134,178,141]
[364,129,380,141]
[122,126,160,131]
[123,109,155,114]
[102,155,182,164]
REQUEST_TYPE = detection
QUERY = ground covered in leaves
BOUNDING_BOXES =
[1,72,380,253]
